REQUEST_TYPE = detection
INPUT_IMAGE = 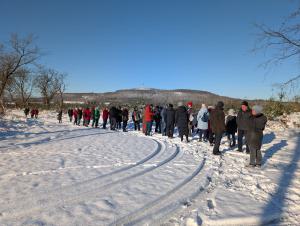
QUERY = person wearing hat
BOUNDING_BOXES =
[247,105,267,167]
[210,101,226,155]
[237,100,251,153]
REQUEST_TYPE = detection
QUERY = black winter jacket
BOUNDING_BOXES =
[247,113,267,150]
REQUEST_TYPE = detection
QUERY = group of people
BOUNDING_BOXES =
[24,107,39,119]
[57,107,110,129]
[55,100,267,167]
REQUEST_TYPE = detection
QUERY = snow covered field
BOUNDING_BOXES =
[0,110,299,226]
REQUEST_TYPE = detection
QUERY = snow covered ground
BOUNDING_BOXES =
[0,110,299,226]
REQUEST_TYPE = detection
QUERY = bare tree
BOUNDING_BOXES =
[57,73,67,109]
[0,34,40,112]
[35,67,66,108]
[254,5,300,94]
[6,68,35,107]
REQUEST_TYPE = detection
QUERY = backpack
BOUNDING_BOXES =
[201,112,208,122]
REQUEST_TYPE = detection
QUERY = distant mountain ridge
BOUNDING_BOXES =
[60,88,244,106]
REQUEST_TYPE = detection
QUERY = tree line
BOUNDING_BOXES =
[0,34,66,114]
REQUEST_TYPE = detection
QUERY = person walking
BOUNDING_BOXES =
[175,102,189,142]
[24,107,30,118]
[210,101,225,155]
[166,104,176,138]
[57,109,63,123]
[68,108,73,122]
[197,104,209,142]
[226,109,237,147]
[237,101,251,153]
[247,105,267,167]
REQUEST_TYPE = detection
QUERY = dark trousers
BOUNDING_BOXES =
[110,117,117,130]
[146,122,152,135]
[103,119,108,129]
[155,120,161,133]
[238,129,249,152]
[199,129,208,141]
[69,116,72,122]
[118,121,122,129]
[93,118,99,128]
[208,130,214,144]
[134,121,140,131]
[167,124,174,138]
[84,119,90,126]
[77,118,81,125]
[123,120,128,131]
[73,117,77,125]
[227,132,236,147]
[213,132,223,154]
[250,146,262,165]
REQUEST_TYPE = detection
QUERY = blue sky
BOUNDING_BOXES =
[0,0,299,99]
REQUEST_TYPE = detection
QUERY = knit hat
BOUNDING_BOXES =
[241,100,249,106]
[252,105,263,114]
[216,101,224,109]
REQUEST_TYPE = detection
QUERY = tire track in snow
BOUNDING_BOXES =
[0,142,182,221]
[0,138,162,179]
[111,156,207,226]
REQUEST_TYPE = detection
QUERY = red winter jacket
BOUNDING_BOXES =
[83,108,91,120]
[102,109,109,120]
[144,105,154,122]
[73,109,78,118]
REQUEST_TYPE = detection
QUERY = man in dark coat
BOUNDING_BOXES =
[166,104,175,138]
[116,106,122,130]
[24,107,30,118]
[210,101,226,155]
[175,102,189,142]
[122,107,129,132]
[237,101,251,153]
[68,108,73,122]
[154,106,162,133]
[247,105,267,167]
[77,108,83,125]
[109,106,118,130]
[132,106,141,131]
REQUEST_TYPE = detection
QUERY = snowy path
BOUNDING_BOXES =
[0,110,299,226]
[0,111,210,225]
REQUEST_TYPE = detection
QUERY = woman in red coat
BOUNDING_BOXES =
[83,107,91,126]
[144,105,154,136]
[102,107,109,129]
